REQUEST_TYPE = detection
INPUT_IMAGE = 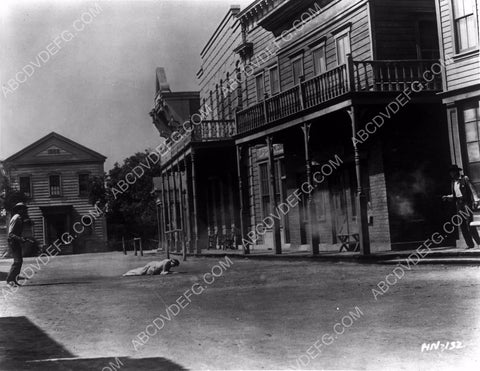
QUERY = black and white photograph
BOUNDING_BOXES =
[1,0,480,370]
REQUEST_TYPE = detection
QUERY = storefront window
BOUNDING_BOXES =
[464,101,480,184]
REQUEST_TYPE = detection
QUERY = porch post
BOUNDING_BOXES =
[348,106,370,255]
[266,136,282,254]
[183,155,192,254]
[171,164,179,253]
[191,151,200,255]
[236,144,250,254]
[301,123,320,255]
[177,160,186,261]
[160,174,167,253]
[163,172,171,259]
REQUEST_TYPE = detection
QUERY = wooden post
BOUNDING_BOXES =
[191,151,200,255]
[183,155,192,254]
[139,238,143,256]
[172,164,179,253]
[227,172,236,249]
[165,171,173,259]
[348,106,370,255]
[301,123,320,255]
[122,236,126,255]
[236,145,250,254]
[161,173,169,259]
[266,136,282,254]
[133,238,137,256]
[177,160,187,261]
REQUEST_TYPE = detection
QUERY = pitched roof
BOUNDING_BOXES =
[4,132,107,163]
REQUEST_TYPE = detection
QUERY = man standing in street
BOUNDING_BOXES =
[442,165,480,249]
[6,202,29,287]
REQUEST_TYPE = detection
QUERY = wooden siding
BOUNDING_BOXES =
[7,162,106,247]
[242,0,372,105]
[437,0,480,92]
[198,9,243,120]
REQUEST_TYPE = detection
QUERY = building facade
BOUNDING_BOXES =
[152,40,240,255]
[233,0,452,253]
[436,0,480,186]
[3,132,108,254]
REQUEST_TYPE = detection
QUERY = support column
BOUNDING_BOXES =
[348,106,370,255]
[160,174,167,253]
[236,145,250,254]
[191,151,200,255]
[183,155,192,254]
[301,123,320,255]
[266,136,282,254]
[172,164,180,253]
[177,161,186,261]
[163,172,171,259]
[219,179,227,239]
[227,172,236,244]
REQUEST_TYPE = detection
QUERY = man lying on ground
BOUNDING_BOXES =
[123,259,180,276]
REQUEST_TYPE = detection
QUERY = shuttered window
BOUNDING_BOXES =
[19,176,31,198]
[464,101,480,186]
[49,175,61,197]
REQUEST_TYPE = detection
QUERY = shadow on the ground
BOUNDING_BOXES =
[0,317,187,370]
[1,357,187,370]
[22,281,94,287]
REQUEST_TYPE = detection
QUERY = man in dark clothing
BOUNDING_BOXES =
[442,164,480,249]
[6,202,30,287]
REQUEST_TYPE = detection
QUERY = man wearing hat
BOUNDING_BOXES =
[442,165,480,249]
[6,202,30,286]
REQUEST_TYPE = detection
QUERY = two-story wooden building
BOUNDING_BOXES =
[151,48,239,256]
[3,132,108,254]
[233,0,453,254]
[436,0,480,187]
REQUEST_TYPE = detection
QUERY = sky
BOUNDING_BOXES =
[0,0,252,170]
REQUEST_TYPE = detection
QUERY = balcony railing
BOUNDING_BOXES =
[236,58,442,135]
[160,119,235,164]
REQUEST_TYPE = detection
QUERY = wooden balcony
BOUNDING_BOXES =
[236,58,442,135]
[161,119,235,164]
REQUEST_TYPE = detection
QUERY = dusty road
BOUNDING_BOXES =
[1,252,480,370]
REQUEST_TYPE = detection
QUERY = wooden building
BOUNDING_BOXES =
[3,132,108,254]
[152,42,240,256]
[435,0,480,247]
[436,0,480,185]
[233,0,452,253]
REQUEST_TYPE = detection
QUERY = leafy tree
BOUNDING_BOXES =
[104,151,162,241]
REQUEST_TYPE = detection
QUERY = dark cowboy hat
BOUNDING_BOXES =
[12,202,28,212]
[171,259,180,266]
[449,164,462,172]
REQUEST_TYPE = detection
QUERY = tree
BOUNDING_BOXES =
[105,151,162,241]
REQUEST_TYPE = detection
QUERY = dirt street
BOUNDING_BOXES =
[1,252,480,370]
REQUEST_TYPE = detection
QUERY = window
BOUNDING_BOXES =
[259,163,270,218]
[48,148,60,155]
[258,159,283,219]
[19,176,31,198]
[453,0,478,52]
[292,57,303,85]
[49,174,61,197]
[78,173,90,196]
[336,33,351,66]
[312,44,327,75]
[463,101,480,185]
[269,66,280,95]
[255,73,265,102]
